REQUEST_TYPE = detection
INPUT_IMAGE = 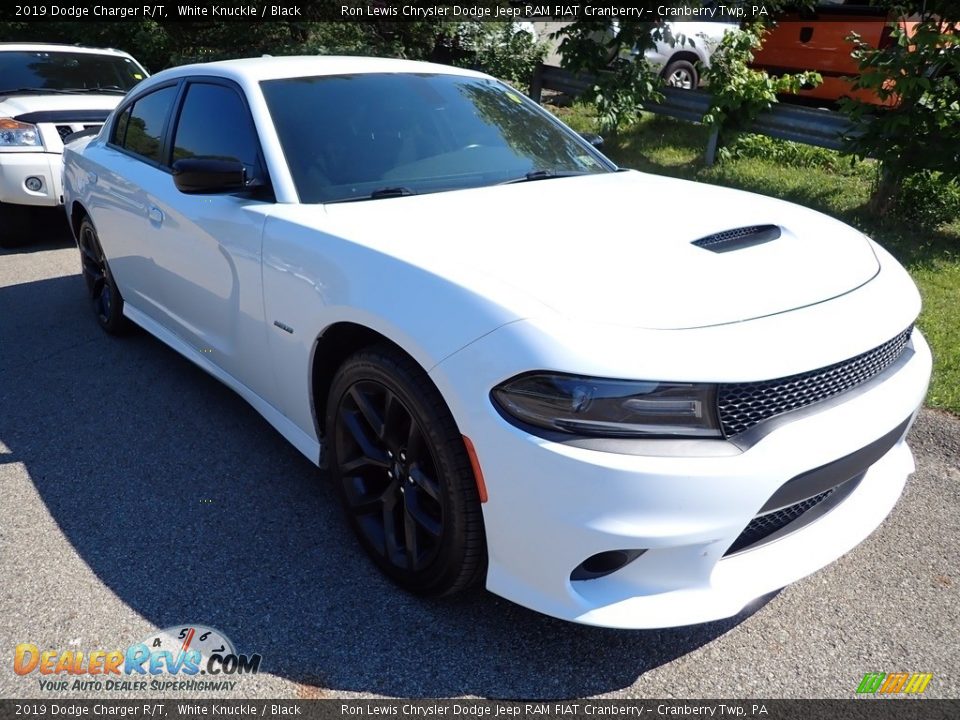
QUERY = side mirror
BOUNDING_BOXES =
[172,158,247,194]
[580,132,605,150]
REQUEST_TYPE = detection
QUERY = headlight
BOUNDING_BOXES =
[492,373,722,439]
[0,118,41,147]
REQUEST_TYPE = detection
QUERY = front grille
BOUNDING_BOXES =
[725,488,835,555]
[717,326,913,437]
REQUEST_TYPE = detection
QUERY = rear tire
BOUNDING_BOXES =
[77,217,129,335]
[326,344,486,596]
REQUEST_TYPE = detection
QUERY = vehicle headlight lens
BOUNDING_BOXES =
[492,373,722,438]
[0,118,41,147]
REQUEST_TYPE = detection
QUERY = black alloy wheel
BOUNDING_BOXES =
[77,217,127,334]
[327,345,486,595]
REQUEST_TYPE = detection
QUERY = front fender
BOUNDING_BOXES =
[259,211,529,440]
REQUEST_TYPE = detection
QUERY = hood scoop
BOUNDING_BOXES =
[692,224,781,253]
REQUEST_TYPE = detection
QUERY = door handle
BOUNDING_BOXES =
[148,206,164,224]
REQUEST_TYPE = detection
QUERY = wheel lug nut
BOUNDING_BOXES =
[387,470,393,478]
[387,450,393,458]
[400,451,406,462]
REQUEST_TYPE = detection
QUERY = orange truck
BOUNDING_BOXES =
[751,1,918,105]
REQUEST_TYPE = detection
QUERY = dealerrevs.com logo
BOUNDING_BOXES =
[14,625,262,692]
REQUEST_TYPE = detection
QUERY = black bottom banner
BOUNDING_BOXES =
[1,700,957,720]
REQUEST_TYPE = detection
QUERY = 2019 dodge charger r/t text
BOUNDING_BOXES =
[0,43,148,247]
[62,56,931,629]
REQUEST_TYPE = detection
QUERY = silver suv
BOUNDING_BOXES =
[0,43,148,247]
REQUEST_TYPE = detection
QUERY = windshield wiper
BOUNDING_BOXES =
[370,186,416,199]
[0,87,88,96]
[327,186,417,203]
[498,170,592,185]
[80,87,128,95]
[0,87,127,96]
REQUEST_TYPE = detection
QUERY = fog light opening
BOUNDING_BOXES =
[570,549,646,581]
[25,176,43,192]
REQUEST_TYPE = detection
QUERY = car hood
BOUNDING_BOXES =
[319,171,880,330]
[0,94,123,116]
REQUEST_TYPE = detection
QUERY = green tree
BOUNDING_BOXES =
[0,18,544,87]
[553,1,820,133]
[840,2,960,215]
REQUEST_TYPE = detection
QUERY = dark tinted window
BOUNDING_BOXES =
[260,73,612,203]
[0,50,146,93]
[121,86,177,163]
[172,83,260,175]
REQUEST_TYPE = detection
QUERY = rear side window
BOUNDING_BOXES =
[172,83,260,177]
[114,85,177,163]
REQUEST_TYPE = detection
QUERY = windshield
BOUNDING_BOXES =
[260,73,614,203]
[0,50,146,93]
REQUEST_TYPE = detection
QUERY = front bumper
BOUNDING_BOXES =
[0,151,64,207]
[431,326,931,629]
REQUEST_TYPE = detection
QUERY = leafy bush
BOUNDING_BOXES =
[717,133,854,173]
[553,21,664,133]
[892,171,960,229]
[441,22,547,88]
[841,11,960,211]
[702,21,821,130]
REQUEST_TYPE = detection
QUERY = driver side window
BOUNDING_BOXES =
[171,82,262,180]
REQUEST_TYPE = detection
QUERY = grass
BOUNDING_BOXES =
[552,104,960,414]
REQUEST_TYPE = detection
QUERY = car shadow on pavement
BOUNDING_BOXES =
[0,211,74,254]
[0,273,773,700]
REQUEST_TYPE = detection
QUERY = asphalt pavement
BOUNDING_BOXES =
[1,222,958,700]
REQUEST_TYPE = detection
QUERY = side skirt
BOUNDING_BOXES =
[123,303,322,467]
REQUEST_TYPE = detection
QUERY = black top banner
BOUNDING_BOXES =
[0,1,783,23]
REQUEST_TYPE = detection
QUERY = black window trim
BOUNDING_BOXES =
[106,79,182,173]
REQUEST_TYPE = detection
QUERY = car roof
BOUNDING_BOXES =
[145,55,489,85]
[0,42,137,58]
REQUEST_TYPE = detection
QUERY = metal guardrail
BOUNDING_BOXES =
[530,64,860,165]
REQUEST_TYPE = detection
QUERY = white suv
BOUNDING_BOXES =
[0,43,148,247]
[644,22,739,89]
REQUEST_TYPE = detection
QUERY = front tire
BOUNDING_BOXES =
[326,345,486,596]
[77,217,128,335]
[663,59,698,90]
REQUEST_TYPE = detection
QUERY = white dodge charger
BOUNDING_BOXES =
[62,56,931,628]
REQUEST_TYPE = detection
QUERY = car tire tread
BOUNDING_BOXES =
[326,344,487,597]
